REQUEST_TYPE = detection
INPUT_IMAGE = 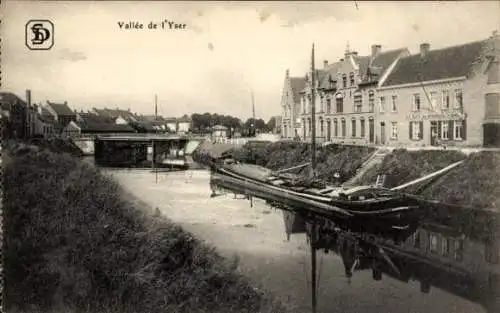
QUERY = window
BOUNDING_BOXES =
[341,118,346,137]
[410,121,423,140]
[429,233,438,253]
[320,119,324,136]
[441,121,451,140]
[360,118,365,137]
[354,93,362,113]
[391,95,398,112]
[390,122,398,139]
[428,91,438,111]
[454,89,463,110]
[454,120,464,140]
[368,91,375,112]
[329,79,335,89]
[326,98,331,114]
[349,72,355,86]
[442,90,450,110]
[351,119,356,137]
[333,119,338,137]
[413,93,421,111]
[335,94,344,113]
[342,74,347,88]
[442,237,451,256]
[380,96,386,113]
[454,240,463,261]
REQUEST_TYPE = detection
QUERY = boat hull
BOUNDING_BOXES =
[210,165,420,227]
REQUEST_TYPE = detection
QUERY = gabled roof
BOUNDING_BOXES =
[0,92,27,107]
[356,48,409,85]
[319,61,342,89]
[300,68,328,93]
[47,101,75,116]
[289,77,305,103]
[74,113,135,132]
[94,108,138,121]
[38,113,56,124]
[381,40,486,87]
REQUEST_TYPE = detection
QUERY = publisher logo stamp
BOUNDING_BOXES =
[25,20,54,50]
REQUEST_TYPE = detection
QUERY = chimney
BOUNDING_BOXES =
[340,58,344,62]
[285,69,290,77]
[64,101,68,105]
[371,44,382,57]
[26,89,31,107]
[323,60,328,69]
[420,43,430,57]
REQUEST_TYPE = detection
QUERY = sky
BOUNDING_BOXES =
[2,1,499,121]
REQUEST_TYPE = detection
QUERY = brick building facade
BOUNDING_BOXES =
[377,32,500,148]
[282,31,500,147]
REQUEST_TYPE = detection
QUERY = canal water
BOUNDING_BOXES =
[109,169,484,313]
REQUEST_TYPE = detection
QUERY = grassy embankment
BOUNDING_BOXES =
[195,140,500,210]
[3,141,294,313]
[194,141,376,184]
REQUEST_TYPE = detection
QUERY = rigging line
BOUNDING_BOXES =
[417,60,434,111]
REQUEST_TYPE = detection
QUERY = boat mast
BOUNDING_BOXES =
[155,94,158,121]
[310,42,318,313]
[153,94,158,182]
[251,89,256,136]
[311,43,317,173]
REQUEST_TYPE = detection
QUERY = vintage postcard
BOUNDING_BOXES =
[1,1,500,313]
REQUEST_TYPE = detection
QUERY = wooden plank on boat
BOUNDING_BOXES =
[319,187,336,194]
[271,180,286,185]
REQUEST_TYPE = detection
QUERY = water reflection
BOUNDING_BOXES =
[210,174,500,313]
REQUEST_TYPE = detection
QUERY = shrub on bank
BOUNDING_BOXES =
[421,151,500,210]
[3,146,294,313]
[4,137,83,157]
[232,142,375,184]
[357,149,467,189]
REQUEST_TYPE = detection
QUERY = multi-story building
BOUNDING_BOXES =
[376,31,500,147]
[298,44,410,144]
[280,69,305,139]
[44,101,77,133]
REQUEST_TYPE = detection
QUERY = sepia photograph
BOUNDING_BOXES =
[1,1,500,313]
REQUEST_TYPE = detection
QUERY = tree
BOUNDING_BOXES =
[266,117,277,133]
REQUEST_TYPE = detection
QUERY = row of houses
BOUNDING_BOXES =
[0,90,192,139]
[280,31,500,147]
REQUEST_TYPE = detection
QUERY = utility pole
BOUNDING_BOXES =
[310,43,318,313]
[251,90,256,137]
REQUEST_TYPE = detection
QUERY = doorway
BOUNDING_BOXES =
[430,121,438,146]
[380,122,386,144]
[327,119,331,141]
[369,118,375,143]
